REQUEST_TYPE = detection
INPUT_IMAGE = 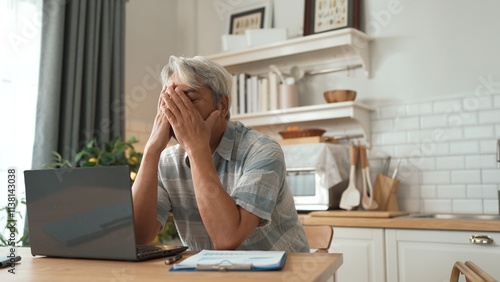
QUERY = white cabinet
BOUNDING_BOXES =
[329,227,500,282]
[385,229,500,282]
[329,227,386,282]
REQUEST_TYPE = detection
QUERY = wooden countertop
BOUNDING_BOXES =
[299,213,500,232]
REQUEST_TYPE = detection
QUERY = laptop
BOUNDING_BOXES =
[24,165,188,261]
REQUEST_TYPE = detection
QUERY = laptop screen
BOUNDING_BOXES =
[24,166,140,260]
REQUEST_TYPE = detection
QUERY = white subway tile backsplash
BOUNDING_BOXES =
[464,125,495,139]
[420,185,437,198]
[466,185,483,199]
[480,185,498,199]
[480,139,500,154]
[394,144,421,158]
[452,199,483,214]
[462,95,493,111]
[456,112,478,126]
[405,103,420,116]
[437,185,466,199]
[376,104,406,119]
[435,156,465,170]
[483,199,499,214]
[423,199,452,213]
[451,170,481,184]
[405,156,435,171]
[371,119,392,133]
[421,171,450,184]
[418,102,433,115]
[478,109,500,124]
[380,131,407,145]
[394,116,420,131]
[465,154,498,169]
[481,169,500,184]
[420,114,448,129]
[433,99,462,114]
[449,140,479,155]
[494,94,500,108]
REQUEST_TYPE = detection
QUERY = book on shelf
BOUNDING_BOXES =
[232,72,280,115]
[230,74,239,115]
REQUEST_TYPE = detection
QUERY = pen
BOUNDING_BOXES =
[164,253,183,265]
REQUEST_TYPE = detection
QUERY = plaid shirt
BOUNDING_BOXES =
[156,121,309,252]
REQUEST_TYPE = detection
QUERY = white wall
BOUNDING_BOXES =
[125,0,500,213]
[124,0,179,150]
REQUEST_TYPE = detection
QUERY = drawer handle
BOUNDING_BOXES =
[469,235,494,245]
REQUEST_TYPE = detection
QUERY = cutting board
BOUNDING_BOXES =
[309,210,409,218]
[278,136,339,146]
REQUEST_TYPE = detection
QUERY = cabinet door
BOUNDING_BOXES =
[385,229,500,282]
[330,227,386,282]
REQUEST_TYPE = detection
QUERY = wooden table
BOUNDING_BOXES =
[1,248,342,282]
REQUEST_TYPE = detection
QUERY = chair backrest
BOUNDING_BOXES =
[450,261,497,282]
[303,225,333,253]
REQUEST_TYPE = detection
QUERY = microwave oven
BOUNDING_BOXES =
[286,166,349,211]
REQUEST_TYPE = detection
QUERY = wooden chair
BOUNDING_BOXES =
[450,261,497,282]
[303,225,333,253]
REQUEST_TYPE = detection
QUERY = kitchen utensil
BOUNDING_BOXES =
[339,145,360,210]
[360,146,378,210]
[392,159,401,179]
[269,64,285,84]
[383,156,391,176]
[373,174,400,211]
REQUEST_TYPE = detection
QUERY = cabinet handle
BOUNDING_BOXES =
[469,235,494,245]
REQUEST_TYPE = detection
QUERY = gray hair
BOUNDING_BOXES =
[161,55,232,119]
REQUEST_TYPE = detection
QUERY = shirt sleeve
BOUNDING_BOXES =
[156,169,172,228]
[231,141,286,227]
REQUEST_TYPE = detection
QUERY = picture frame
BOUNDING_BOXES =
[303,0,361,36]
[227,0,272,35]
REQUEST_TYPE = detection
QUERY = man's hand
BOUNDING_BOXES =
[145,86,173,153]
[163,84,220,155]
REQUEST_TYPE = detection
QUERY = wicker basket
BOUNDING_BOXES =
[278,128,326,139]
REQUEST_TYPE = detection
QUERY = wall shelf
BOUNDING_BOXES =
[231,102,374,146]
[206,28,373,145]
[207,28,371,77]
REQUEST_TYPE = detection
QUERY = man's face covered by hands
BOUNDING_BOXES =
[163,72,221,142]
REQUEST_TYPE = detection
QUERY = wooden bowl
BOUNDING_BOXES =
[278,128,326,139]
[323,90,357,103]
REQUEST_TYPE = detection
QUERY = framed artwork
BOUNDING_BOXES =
[228,0,272,35]
[304,0,361,36]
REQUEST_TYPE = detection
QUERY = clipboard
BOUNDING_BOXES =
[170,250,288,272]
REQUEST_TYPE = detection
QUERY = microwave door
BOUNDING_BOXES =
[286,168,330,211]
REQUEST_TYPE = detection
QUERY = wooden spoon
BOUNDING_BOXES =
[339,145,360,210]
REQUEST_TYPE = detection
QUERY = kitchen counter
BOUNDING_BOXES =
[299,213,500,232]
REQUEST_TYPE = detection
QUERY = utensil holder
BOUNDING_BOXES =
[279,84,298,109]
[373,174,400,211]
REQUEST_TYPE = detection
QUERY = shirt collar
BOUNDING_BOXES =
[214,121,235,161]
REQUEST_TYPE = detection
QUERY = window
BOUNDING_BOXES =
[0,0,42,245]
